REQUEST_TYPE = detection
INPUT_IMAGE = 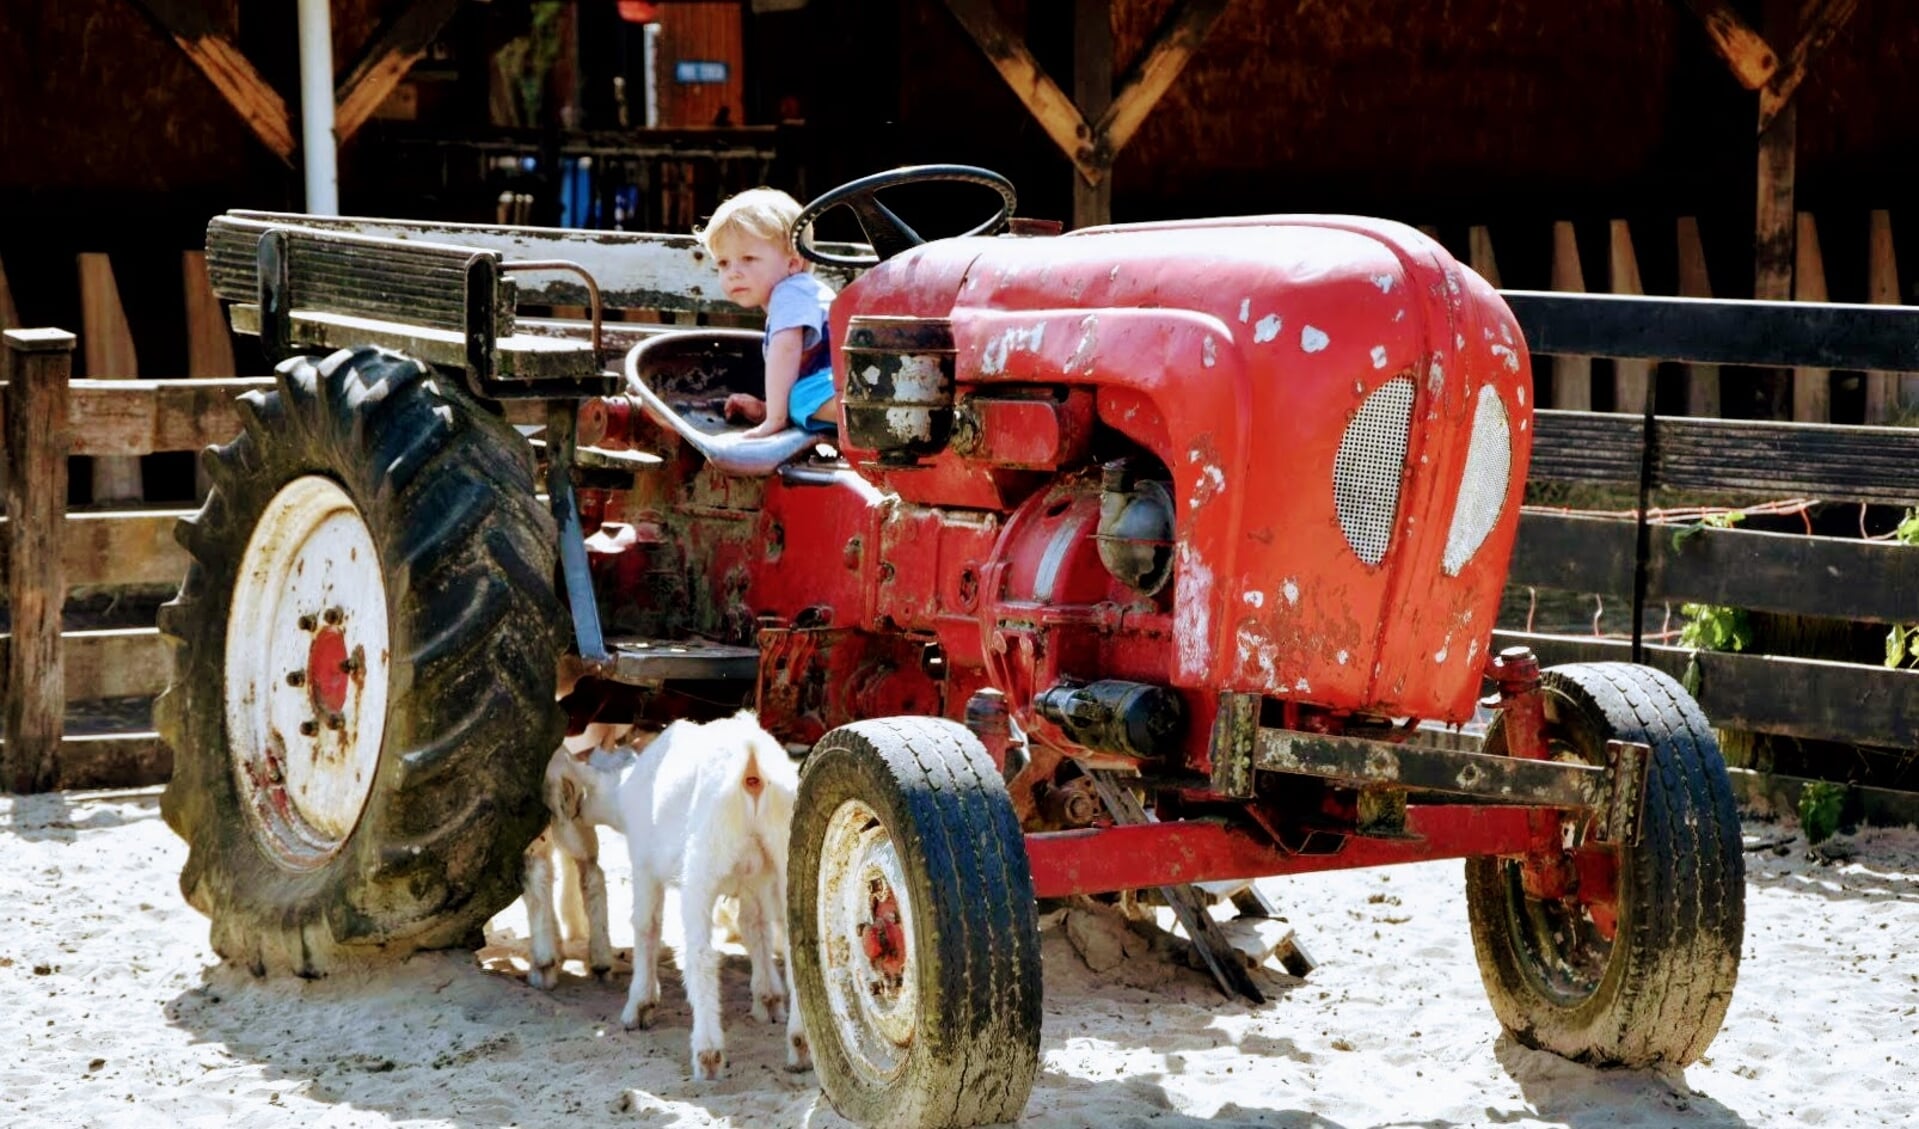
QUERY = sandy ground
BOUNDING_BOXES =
[2,786,1915,1129]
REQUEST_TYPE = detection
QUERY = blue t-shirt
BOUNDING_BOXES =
[765,272,836,431]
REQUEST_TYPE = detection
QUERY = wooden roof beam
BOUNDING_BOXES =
[1759,0,1859,131]
[941,0,1104,184]
[335,0,465,144]
[1095,0,1230,157]
[125,0,295,161]
[1679,0,1780,89]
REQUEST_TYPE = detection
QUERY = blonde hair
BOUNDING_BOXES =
[697,187,808,256]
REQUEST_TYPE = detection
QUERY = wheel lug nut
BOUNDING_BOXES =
[299,720,319,737]
[297,614,318,632]
[286,670,305,687]
[322,607,344,626]
[325,712,346,731]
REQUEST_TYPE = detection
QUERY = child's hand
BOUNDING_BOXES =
[723,393,768,425]
[739,418,787,439]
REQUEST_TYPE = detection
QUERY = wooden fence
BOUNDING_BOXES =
[3,222,1918,795]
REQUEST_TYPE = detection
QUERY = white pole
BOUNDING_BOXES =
[297,0,340,215]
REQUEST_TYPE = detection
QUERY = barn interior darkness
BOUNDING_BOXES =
[2,0,1918,430]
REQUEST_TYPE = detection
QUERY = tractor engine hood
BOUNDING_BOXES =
[831,217,1533,724]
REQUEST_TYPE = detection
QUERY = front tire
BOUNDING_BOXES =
[789,717,1042,1129]
[158,347,565,977]
[1465,662,1744,1065]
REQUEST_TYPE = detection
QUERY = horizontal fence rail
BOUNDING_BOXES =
[1503,290,1919,371]
[1531,411,1919,505]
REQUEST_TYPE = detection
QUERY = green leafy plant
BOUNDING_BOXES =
[1797,779,1847,845]
[1670,508,1746,550]
[1885,509,1919,669]
[1679,603,1752,654]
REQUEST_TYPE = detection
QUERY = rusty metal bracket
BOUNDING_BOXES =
[1600,739,1653,846]
[1086,770,1265,1004]
[1208,690,1260,798]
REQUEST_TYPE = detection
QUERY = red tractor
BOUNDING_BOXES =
[164,167,1742,1128]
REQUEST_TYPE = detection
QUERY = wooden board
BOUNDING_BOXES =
[1865,209,1907,421]
[0,509,192,592]
[1675,217,1720,417]
[1491,629,1919,749]
[182,251,236,379]
[1510,510,1919,624]
[0,627,172,701]
[1792,212,1830,422]
[1679,0,1780,89]
[77,253,145,502]
[1529,410,1919,505]
[4,330,76,793]
[0,733,171,791]
[1549,221,1591,411]
[1608,220,1650,414]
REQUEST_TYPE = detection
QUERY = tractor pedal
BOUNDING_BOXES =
[1086,770,1266,1004]
[590,637,760,686]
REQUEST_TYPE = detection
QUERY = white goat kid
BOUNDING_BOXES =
[617,711,806,1081]
[522,721,636,990]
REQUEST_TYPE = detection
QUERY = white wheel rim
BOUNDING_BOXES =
[817,797,918,1083]
[225,476,392,870]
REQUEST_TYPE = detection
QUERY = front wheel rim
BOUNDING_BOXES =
[817,797,919,1084]
[224,476,392,870]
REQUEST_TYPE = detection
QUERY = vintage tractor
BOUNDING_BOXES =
[162,166,1743,1128]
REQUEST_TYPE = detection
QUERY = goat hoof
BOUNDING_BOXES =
[591,965,611,982]
[786,1032,811,1072]
[527,964,560,991]
[621,1002,656,1031]
[753,993,786,1024]
[693,1048,725,1081]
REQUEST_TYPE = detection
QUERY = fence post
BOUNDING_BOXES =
[4,328,74,794]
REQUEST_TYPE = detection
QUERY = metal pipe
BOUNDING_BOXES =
[296,0,339,215]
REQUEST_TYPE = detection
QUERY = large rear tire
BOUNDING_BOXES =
[1465,662,1744,1065]
[789,717,1042,1129]
[158,347,565,977]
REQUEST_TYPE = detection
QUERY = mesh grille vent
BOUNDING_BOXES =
[1333,377,1416,565]
[1442,385,1513,575]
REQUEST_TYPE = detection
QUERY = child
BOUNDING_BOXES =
[697,188,838,438]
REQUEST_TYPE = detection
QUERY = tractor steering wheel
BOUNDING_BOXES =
[793,165,1017,268]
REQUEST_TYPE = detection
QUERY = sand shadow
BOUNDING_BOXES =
[162,943,821,1129]
[1492,1035,1754,1129]
[0,786,157,844]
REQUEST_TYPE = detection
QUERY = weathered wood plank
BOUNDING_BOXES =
[0,509,192,593]
[0,377,271,456]
[1502,290,1919,372]
[126,0,295,159]
[1491,629,1919,749]
[334,0,464,143]
[1468,225,1501,288]
[1758,0,1861,131]
[1608,220,1650,414]
[1675,217,1720,417]
[0,251,18,331]
[1865,209,1907,422]
[78,253,145,502]
[183,251,235,380]
[0,628,172,702]
[1096,0,1230,157]
[0,733,171,791]
[1679,0,1780,89]
[219,211,864,312]
[4,330,74,793]
[1529,409,1919,504]
[1073,0,1114,229]
[1510,509,1919,623]
[1549,221,1591,411]
[940,0,1102,184]
[1791,211,1830,422]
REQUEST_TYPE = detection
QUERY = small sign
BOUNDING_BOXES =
[674,60,729,84]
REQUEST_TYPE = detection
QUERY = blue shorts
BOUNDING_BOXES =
[789,369,837,433]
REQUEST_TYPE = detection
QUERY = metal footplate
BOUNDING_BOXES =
[1087,770,1267,1004]
[561,637,761,688]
